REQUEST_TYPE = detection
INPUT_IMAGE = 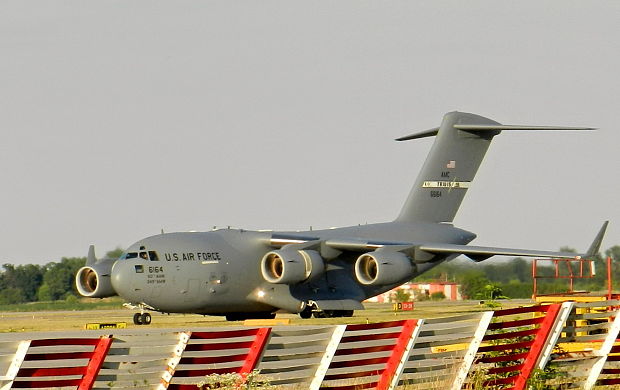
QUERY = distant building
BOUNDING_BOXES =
[365,282,462,303]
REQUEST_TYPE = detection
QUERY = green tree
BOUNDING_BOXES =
[41,257,86,300]
[458,270,491,299]
[559,246,577,253]
[606,245,620,262]
[502,280,533,299]
[105,247,125,260]
[37,283,52,301]
[0,287,25,304]
[483,284,505,300]
[510,258,530,283]
[0,263,44,302]
[393,288,411,302]
[430,291,445,300]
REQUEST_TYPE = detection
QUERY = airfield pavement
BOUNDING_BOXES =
[0,299,533,335]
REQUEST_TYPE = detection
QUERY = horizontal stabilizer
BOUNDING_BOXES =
[396,122,595,142]
[395,127,439,141]
[454,124,596,131]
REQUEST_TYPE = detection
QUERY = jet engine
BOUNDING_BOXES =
[261,249,324,284]
[354,251,414,286]
[75,258,117,298]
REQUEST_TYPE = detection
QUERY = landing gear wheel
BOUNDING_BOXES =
[225,314,241,321]
[226,312,276,321]
[299,306,313,319]
[311,310,353,318]
[141,312,152,325]
[133,312,151,325]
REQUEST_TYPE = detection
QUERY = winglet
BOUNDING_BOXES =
[585,221,609,258]
[87,245,98,266]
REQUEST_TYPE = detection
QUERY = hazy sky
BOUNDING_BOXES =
[0,1,618,265]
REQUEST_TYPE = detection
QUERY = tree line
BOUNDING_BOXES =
[0,248,124,305]
[415,245,620,300]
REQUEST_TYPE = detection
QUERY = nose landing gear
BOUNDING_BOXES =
[123,303,154,326]
[133,312,152,325]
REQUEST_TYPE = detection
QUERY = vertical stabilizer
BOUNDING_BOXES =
[395,112,593,223]
[396,112,501,223]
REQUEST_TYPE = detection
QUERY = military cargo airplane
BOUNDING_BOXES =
[76,111,607,324]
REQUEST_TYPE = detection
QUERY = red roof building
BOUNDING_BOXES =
[365,282,462,303]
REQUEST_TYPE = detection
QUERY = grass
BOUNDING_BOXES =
[0,297,124,312]
[0,299,532,333]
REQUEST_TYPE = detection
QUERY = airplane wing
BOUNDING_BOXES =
[414,244,580,262]
[418,221,608,262]
[323,240,583,262]
[270,221,608,262]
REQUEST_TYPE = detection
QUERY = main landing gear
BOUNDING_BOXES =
[298,302,354,319]
[312,310,354,318]
[133,312,151,325]
[225,312,276,322]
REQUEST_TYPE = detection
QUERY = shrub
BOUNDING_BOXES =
[430,292,445,300]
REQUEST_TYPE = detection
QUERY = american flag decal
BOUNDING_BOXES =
[446,160,456,169]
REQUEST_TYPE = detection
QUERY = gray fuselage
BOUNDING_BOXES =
[110,221,475,314]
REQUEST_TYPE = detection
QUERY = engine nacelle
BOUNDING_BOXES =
[261,249,324,284]
[75,259,117,298]
[354,251,414,286]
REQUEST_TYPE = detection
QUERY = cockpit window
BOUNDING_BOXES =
[120,251,157,261]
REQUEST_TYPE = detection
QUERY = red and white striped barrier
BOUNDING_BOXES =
[0,336,111,390]
[1,301,620,389]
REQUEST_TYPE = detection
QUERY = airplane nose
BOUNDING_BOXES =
[110,260,135,299]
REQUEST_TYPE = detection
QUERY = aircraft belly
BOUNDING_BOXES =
[289,260,366,302]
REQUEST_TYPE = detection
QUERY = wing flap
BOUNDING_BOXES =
[419,243,581,262]
[324,238,410,251]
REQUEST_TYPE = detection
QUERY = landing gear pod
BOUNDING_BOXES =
[261,249,324,284]
[75,259,117,298]
[354,251,414,286]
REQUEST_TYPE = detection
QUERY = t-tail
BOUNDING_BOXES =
[395,111,594,223]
